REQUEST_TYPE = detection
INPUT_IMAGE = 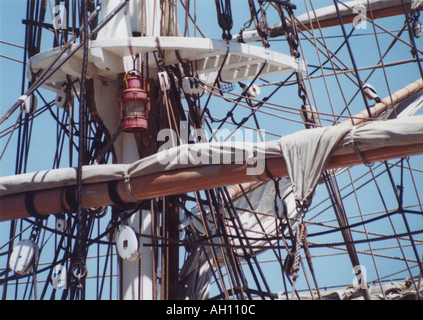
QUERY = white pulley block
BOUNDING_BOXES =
[300,104,316,124]
[55,90,73,109]
[56,217,67,232]
[9,240,39,275]
[21,94,38,114]
[362,83,380,102]
[158,71,171,91]
[414,19,423,38]
[115,225,143,261]
[182,77,203,95]
[246,84,261,98]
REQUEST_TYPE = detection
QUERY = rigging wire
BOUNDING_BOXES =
[70,0,89,298]
[1,0,422,300]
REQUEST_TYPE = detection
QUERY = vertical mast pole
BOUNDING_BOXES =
[118,0,162,300]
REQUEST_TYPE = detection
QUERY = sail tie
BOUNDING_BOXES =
[344,126,374,168]
[124,170,138,203]
[246,149,263,182]
[246,148,275,182]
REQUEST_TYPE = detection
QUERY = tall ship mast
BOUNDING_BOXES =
[0,0,422,300]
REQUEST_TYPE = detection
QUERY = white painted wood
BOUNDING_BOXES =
[29,37,305,92]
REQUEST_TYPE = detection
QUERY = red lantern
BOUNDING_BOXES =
[119,73,149,132]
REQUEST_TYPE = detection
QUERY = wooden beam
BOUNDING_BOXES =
[297,4,413,31]
[1,141,422,223]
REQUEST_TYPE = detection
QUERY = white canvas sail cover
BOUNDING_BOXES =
[1,115,423,201]
[0,141,280,196]
[294,0,417,25]
[279,125,351,207]
[334,114,423,156]
[412,0,423,10]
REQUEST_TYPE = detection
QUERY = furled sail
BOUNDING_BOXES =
[1,115,423,222]
[176,82,423,300]
[292,0,419,29]
[412,0,423,10]
[235,0,420,42]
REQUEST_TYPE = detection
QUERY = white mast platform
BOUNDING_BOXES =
[29,36,305,93]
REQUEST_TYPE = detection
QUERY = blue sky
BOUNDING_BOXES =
[0,0,422,299]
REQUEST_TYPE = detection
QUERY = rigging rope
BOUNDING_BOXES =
[71,0,89,297]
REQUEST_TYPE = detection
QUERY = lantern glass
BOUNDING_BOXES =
[122,99,146,118]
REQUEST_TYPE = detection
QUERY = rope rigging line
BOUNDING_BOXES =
[220,186,275,300]
[259,57,423,88]
[287,7,423,124]
[0,0,130,300]
[178,0,206,38]
[1,0,423,301]
[333,0,423,55]
[71,0,90,298]
[207,61,269,142]
[300,0,347,123]
[228,209,423,249]
[386,158,423,278]
[200,81,389,126]
[366,164,422,284]
[122,224,423,253]
[0,110,23,163]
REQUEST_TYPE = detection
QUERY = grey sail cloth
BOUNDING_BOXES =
[177,232,214,300]
[279,115,423,207]
[278,125,351,207]
[412,0,423,10]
